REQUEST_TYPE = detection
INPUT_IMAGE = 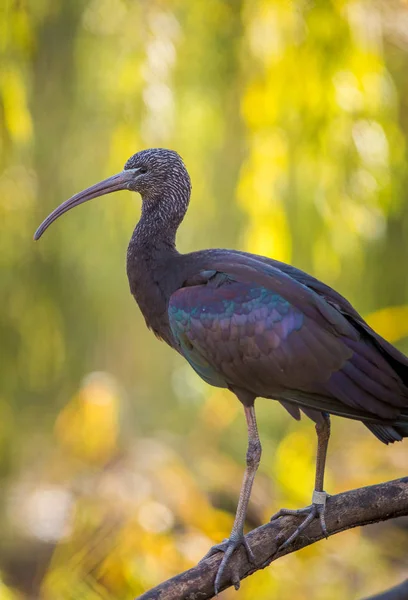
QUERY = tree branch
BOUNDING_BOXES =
[362,578,408,600]
[136,477,408,600]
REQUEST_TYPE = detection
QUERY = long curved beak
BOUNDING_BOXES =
[34,169,138,240]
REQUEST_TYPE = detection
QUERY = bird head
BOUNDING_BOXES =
[34,148,191,240]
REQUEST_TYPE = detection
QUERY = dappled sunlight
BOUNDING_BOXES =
[55,372,120,465]
[366,305,408,344]
[274,430,318,506]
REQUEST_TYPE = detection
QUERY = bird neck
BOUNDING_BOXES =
[129,183,190,254]
[126,186,190,303]
[133,209,176,251]
[126,189,190,346]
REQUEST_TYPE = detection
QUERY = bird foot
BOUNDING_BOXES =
[200,533,255,594]
[271,490,330,550]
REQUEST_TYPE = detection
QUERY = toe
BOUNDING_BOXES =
[272,492,330,548]
[214,543,236,594]
[200,539,228,562]
[317,505,329,538]
[271,505,313,521]
[243,536,256,563]
[208,534,255,595]
[270,507,295,521]
[279,508,317,549]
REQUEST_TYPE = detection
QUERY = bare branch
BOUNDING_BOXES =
[362,578,408,600]
[136,477,408,600]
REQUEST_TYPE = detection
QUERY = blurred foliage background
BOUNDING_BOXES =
[1,0,408,598]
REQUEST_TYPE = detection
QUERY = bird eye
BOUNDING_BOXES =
[139,167,147,174]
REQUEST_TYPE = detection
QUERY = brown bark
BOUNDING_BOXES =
[362,579,408,600]
[136,477,408,600]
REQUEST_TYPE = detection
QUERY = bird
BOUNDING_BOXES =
[34,148,408,594]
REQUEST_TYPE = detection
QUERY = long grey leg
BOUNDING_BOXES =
[271,413,331,548]
[202,401,261,593]
[314,413,331,494]
[229,404,262,543]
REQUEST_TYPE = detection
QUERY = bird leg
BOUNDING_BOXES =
[271,413,331,549]
[201,403,261,594]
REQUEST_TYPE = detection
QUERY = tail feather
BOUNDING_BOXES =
[326,333,408,444]
[348,318,408,387]
[328,369,401,420]
[366,420,408,444]
[342,355,408,408]
[347,343,405,391]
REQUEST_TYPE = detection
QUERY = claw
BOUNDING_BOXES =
[242,535,256,564]
[201,534,255,595]
[271,491,330,550]
[199,538,229,563]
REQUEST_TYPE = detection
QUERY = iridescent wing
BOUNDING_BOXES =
[169,260,407,425]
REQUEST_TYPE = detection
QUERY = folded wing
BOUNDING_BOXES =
[168,259,408,430]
